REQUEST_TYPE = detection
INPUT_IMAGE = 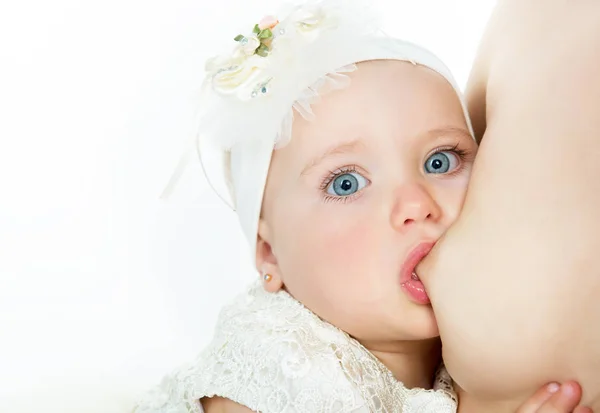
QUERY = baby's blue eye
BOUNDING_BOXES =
[327,172,368,197]
[424,151,459,174]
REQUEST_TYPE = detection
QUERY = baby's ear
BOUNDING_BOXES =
[256,219,284,293]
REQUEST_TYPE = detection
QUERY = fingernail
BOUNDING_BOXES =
[560,382,576,397]
[547,383,560,393]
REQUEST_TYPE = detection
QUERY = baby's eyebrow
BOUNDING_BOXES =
[424,126,472,141]
[301,139,365,176]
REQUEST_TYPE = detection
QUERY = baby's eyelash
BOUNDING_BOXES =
[323,194,356,204]
[432,143,472,159]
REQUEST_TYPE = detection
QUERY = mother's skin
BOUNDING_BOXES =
[418,0,600,411]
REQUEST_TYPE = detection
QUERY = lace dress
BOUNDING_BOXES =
[132,281,457,413]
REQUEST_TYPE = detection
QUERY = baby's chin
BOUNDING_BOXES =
[347,306,440,345]
[392,304,440,341]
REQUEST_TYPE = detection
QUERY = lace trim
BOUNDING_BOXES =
[133,282,457,413]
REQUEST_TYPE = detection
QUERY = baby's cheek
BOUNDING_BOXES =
[282,203,381,295]
[307,219,379,311]
[315,217,375,264]
[436,177,470,220]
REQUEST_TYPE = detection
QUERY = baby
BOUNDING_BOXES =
[132,1,580,412]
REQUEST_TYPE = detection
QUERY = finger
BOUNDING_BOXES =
[573,407,593,413]
[535,381,583,413]
[516,382,561,413]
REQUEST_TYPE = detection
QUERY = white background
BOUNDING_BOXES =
[0,0,494,412]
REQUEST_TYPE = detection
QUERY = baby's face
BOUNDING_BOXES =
[257,60,476,344]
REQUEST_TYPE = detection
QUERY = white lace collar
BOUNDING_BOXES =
[133,281,457,413]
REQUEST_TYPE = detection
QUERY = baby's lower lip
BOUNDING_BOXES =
[401,272,431,304]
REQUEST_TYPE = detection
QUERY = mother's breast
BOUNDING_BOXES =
[419,0,600,404]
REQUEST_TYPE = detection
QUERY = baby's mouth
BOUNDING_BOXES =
[399,242,435,305]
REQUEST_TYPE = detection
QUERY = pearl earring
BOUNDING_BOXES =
[263,273,272,282]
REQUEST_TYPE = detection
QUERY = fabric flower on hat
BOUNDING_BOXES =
[204,3,337,101]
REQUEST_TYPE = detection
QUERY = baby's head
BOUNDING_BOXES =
[191,0,476,346]
[258,59,475,344]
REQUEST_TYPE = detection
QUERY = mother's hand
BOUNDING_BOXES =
[517,381,592,413]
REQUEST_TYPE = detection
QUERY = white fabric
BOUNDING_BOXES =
[132,282,457,413]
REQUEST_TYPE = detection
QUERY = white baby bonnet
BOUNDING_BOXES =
[161,0,474,263]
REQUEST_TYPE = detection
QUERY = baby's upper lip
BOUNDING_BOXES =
[400,241,436,284]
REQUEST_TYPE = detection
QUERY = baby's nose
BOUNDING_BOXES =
[390,183,442,231]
